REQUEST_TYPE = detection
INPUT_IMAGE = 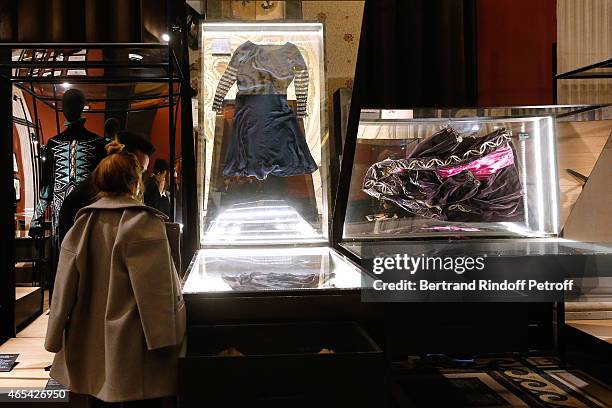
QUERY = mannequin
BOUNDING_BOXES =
[30,89,107,236]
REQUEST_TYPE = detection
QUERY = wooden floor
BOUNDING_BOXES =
[1,288,50,390]
[0,312,52,389]
[567,319,612,344]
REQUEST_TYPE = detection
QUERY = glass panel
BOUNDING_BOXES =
[198,22,329,246]
[343,108,569,240]
[341,239,612,259]
[182,247,366,294]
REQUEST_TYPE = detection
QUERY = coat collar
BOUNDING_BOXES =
[77,195,169,220]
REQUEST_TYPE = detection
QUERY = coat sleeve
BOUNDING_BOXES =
[44,248,79,353]
[126,237,184,350]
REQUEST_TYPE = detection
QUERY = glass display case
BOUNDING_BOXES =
[197,22,330,246]
[343,108,565,240]
[339,106,612,242]
[335,105,612,277]
[183,21,369,322]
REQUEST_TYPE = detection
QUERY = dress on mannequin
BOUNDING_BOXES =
[212,41,317,180]
[29,118,107,235]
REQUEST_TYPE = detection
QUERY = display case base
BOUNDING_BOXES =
[179,322,387,408]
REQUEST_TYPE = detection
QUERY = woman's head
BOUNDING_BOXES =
[93,140,143,198]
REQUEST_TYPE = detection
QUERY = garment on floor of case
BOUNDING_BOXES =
[212,41,317,180]
[222,272,321,291]
[362,128,524,222]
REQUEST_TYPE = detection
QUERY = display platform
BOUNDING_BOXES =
[179,322,386,407]
[183,21,380,326]
[183,246,377,325]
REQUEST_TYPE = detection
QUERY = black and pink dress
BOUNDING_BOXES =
[362,128,524,222]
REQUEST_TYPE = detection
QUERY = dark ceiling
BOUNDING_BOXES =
[0,0,175,43]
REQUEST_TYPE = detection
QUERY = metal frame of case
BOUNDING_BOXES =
[0,43,189,340]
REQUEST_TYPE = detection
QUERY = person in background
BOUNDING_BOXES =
[144,158,171,217]
[45,140,185,407]
[57,131,155,245]
[104,117,121,142]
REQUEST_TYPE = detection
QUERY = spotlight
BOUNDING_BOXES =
[61,82,71,89]
[161,33,170,42]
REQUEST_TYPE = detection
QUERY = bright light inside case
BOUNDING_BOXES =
[182,246,364,294]
[205,200,322,245]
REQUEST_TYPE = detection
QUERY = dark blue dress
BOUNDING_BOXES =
[212,41,317,180]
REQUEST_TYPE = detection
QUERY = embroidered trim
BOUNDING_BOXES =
[448,204,473,213]
[379,131,511,177]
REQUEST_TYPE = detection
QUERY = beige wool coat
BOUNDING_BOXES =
[44,195,186,402]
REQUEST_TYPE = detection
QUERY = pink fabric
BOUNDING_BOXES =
[420,226,481,232]
[436,143,515,180]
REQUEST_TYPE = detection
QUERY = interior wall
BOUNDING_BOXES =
[563,128,612,241]
[476,0,556,106]
[12,88,38,216]
[148,105,182,175]
[12,125,25,215]
[22,93,106,143]
[301,1,364,101]
[556,120,612,227]
[557,0,612,104]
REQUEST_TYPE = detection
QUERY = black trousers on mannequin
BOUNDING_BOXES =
[47,233,59,304]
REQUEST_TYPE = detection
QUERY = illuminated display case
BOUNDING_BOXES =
[335,105,612,267]
[197,22,329,245]
[183,21,371,324]
[343,108,562,240]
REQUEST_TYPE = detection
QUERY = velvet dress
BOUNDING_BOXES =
[362,127,524,222]
[212,41,317,180]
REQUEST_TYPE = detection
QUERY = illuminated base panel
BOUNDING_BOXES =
[182,246,367,294]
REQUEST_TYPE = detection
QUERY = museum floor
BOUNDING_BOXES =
[1,299,612,407]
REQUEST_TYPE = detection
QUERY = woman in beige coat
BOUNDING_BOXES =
[45,141,185,406]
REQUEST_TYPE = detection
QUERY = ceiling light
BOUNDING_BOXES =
[161,33,170,42]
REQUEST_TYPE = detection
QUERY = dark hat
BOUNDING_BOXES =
[116,130,156,156]
[152,158,169,174]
